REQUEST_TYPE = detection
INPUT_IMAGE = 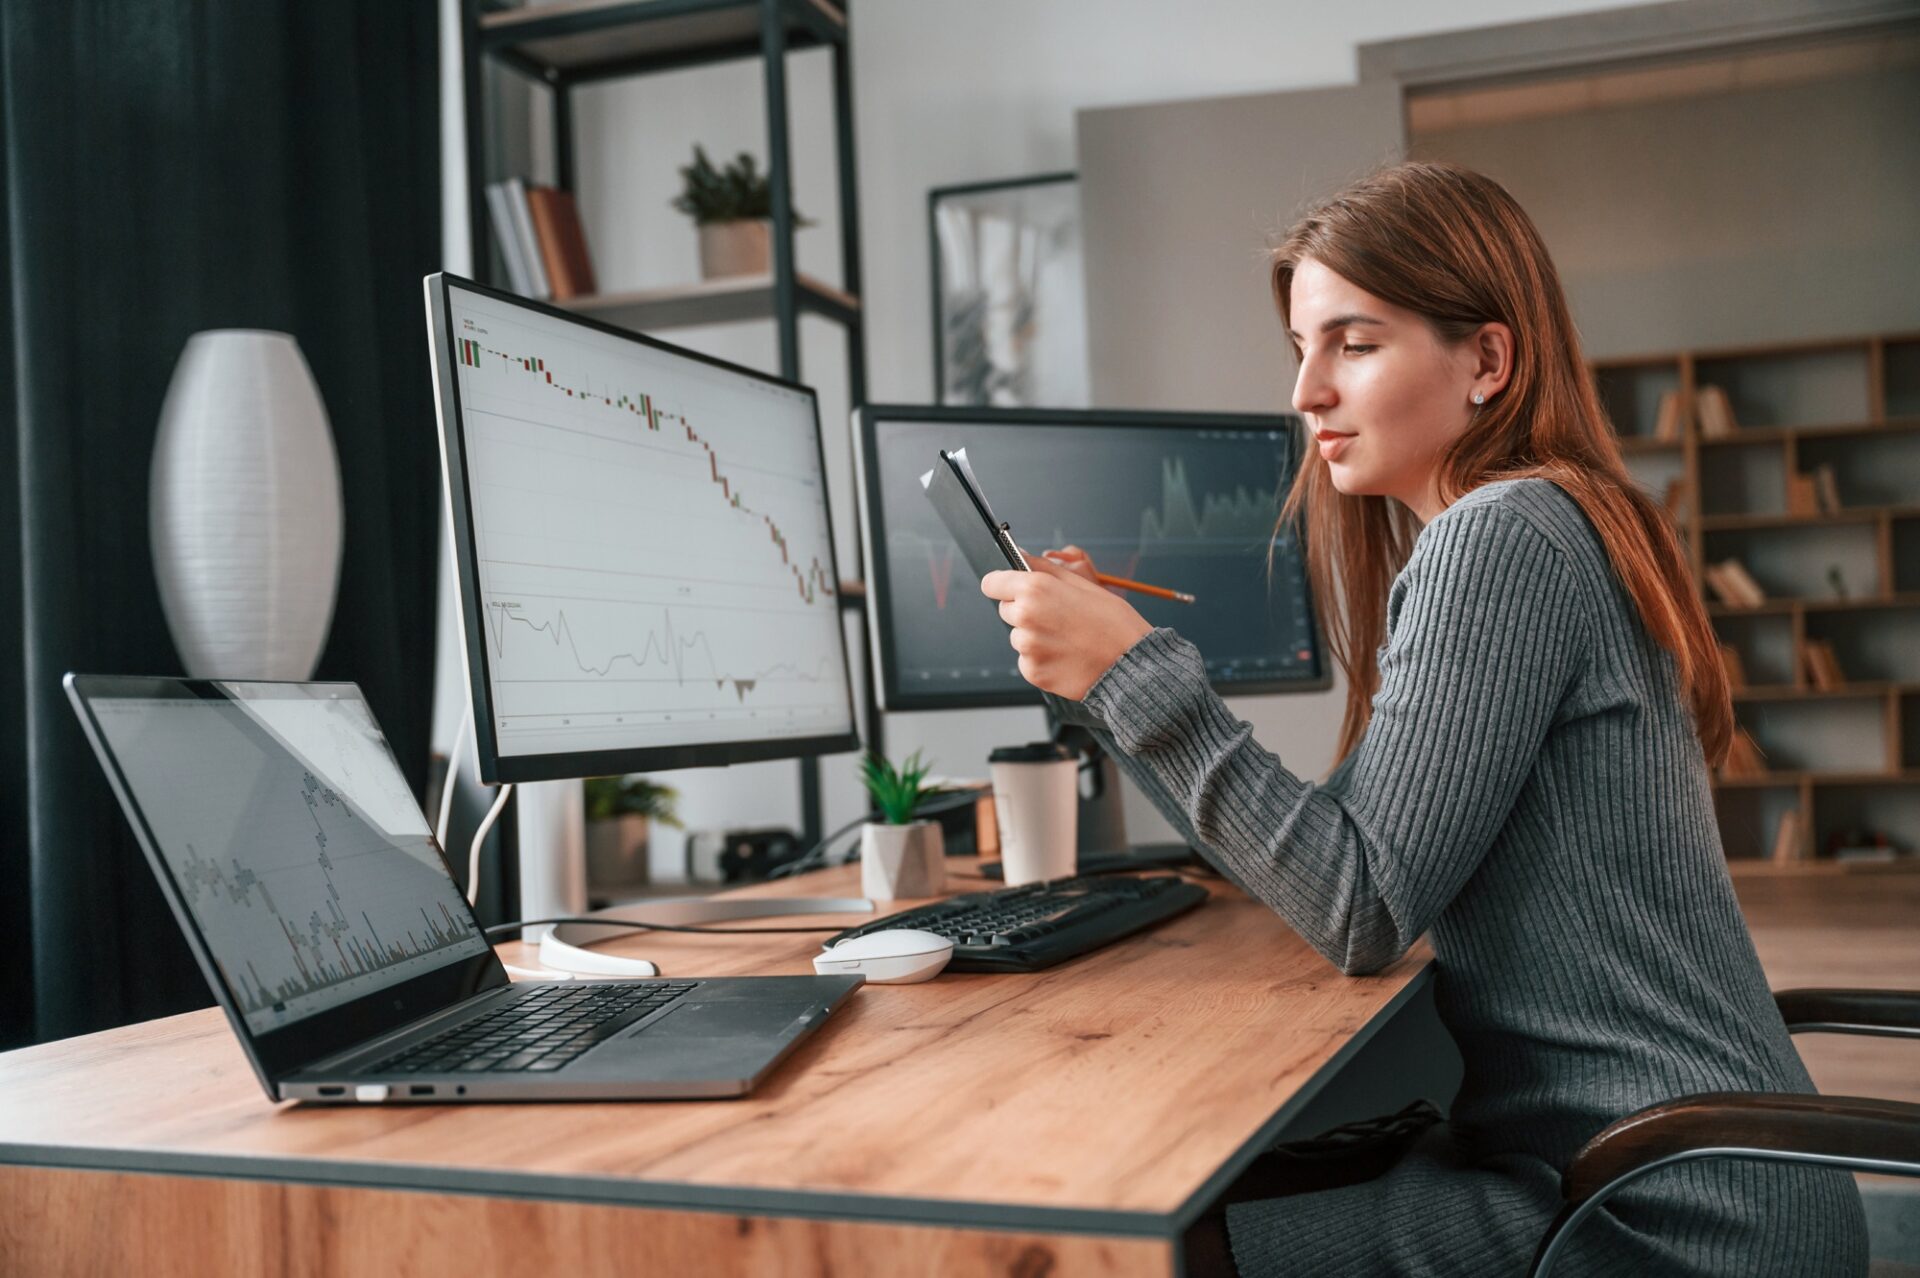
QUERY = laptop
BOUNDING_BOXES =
[64,674,862,1103]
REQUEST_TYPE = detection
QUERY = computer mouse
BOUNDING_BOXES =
[813,929,954,984]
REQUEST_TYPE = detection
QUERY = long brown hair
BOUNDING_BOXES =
[1271,161,1731,767]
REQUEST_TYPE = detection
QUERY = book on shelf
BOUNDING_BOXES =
[1801,638,1846,691]
[1719,727,1768,779]
[484,182,532,296]
[1704,558,1766,608]
[1811,463,1841,514]
[1717,641,1747,691]
[1662,478,1690,524]
[1652,390,1684,442]
[482,179,553,300]
[1784,470,1820,517]
[504,177,552,300]
[1770,809,1805,863]
[525,185,597,300]
[1695,384,1738,439]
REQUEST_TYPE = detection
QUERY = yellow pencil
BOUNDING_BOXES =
[1094,572,1196,604]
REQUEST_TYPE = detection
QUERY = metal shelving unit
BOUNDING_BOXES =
[459,0,876,844]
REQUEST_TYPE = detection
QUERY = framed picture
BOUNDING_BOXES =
[929,172,1088,408]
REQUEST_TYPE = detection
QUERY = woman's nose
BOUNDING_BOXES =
[1292,354,1335,417]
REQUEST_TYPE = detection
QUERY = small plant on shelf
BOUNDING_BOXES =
[671,145,810,279]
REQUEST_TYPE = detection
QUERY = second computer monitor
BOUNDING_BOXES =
[426,273,859,783]
[854,406,1327,711]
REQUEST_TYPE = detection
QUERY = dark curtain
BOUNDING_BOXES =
[1,2,442,1047]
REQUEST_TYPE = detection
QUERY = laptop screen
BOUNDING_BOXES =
[80,682,491,1035]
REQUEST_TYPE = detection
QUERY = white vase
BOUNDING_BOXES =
[150,330,343,680]
[860,821,946,902]
[697,219,771,278]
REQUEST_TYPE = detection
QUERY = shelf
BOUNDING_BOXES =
[1731,682,1920,703]
[557,273,860,332]
[1726,857,1920,877]
[1714,769,1920,789]
[1699,504,1920,532]
[1707,592,1920,618]
[1618,436,1683,455]
[479,0,846,83]
[1697,419,1920,449]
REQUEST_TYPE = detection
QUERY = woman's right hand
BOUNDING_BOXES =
[1040,544,1100,586]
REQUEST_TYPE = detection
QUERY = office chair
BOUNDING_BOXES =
[1528,989,1920,1277]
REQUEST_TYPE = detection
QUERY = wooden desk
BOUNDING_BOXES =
[0,862,1431,1276]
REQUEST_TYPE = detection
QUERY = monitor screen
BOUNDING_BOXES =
[427,275,859,782]
[75,681,492,1037]
[855,406,1326,711]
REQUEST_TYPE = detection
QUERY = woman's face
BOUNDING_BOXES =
[1287,257,1496,524]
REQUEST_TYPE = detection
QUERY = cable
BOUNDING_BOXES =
[484,915,846,941]
[466,781,514,907]
[434,708,471,852]
[766,786,988,881]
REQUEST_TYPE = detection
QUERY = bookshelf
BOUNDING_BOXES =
[1597,332,1920,874]
[460,0,873,846]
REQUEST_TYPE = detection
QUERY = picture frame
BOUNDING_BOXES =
[928,172,1088,409]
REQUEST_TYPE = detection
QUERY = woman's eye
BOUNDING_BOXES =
[1343,343,1378,355]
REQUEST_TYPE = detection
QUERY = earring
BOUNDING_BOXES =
[1472,391,1486,405]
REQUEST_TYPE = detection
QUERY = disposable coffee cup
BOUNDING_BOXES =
[988,741,1078,886]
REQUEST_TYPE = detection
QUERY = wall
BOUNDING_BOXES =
[1413,64,1920,359]
[442,0,1639,859]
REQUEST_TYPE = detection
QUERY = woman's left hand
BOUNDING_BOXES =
[980,551,1153,701]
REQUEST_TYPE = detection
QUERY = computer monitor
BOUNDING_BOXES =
[853,406,1327,713]
[425,273,860,786]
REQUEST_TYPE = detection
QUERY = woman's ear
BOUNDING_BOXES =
[1472,322,1515,402]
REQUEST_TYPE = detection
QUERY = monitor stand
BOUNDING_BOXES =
[1052,720,1129,860]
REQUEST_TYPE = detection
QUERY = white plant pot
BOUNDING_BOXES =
[860,821,945,902]
[150,330,343,680]
[698,219,771,278]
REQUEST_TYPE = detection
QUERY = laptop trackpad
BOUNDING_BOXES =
[629,1001,779,1039]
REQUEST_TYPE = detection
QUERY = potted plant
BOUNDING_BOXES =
[582,775,681,895]
[858,749,945,901]
[670,145,809,279]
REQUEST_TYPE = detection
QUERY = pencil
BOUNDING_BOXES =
[1094,572,1196,604]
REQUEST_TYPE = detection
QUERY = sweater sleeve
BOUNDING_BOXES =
[1078,500,1590,974]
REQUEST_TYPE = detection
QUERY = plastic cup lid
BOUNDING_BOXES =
[987,741,1074,764]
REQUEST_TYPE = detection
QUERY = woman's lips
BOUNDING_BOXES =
[1316,431,1356,461]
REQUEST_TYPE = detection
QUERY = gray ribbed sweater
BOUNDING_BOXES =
[1065,478,1867,1276]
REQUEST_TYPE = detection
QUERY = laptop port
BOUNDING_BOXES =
[318,1086,345,1097]
[409,1085,434,1097]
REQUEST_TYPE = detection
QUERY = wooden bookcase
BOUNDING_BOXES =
[1596,332,1920,875]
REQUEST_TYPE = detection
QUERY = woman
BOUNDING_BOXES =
[980,162,1868,1276]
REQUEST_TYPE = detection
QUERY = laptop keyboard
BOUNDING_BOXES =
[364,980,698,1076]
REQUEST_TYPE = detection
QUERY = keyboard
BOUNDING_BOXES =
[826,874,1208,973]
[364,980,698,1075]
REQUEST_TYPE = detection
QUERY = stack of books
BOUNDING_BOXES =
[484,178,598,301]
[1783,464,1842,517]
[1770,809,1806,863]
[1704,558,1766,608]
[1662,478,1691,523]
[1696,385,1738,439]
[1652,389,1685,442]
[1801,639,1847,691]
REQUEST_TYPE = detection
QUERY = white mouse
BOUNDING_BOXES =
[813,929,954,984]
